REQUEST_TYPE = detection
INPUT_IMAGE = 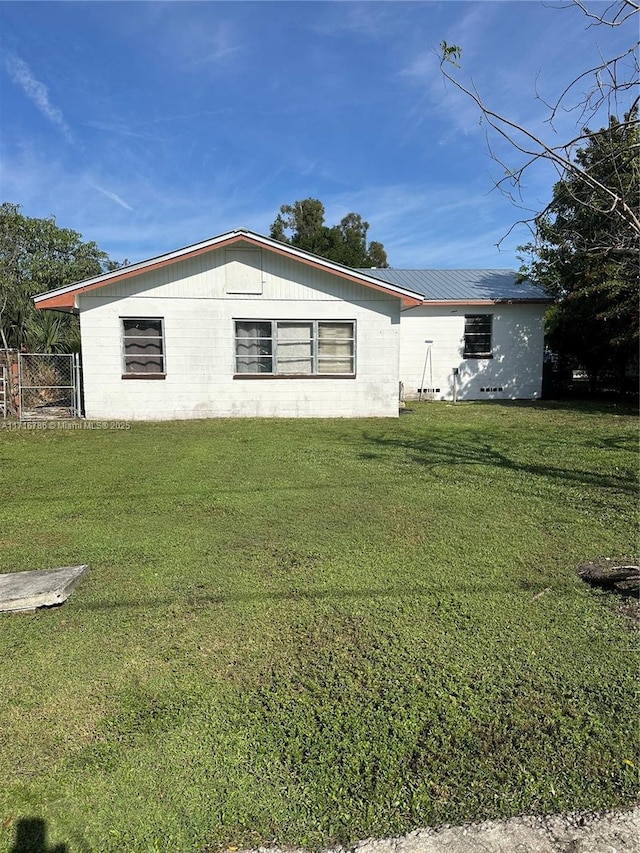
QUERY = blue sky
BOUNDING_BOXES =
[0,1,636,270]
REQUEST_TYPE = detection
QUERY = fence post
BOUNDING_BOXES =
[0,365,5,419]
[74,353,82,418]
[11,359,20,419]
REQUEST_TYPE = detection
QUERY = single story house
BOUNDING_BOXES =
[34,229,549,420]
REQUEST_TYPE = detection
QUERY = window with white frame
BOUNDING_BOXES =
[121,318,165,376]
[235,320,355,376]
[464,314,493,358]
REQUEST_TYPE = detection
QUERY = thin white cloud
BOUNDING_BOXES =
[189,43,243,68]
[182,21,244,68]
[84,120,159,141]
[91,184,134,212]
[308,2,404,41]
[5,53,73,143]
[320,183,532,269]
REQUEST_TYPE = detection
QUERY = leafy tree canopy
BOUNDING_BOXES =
[519,108,639,387]
[0,202,115,351]
[269,198,389,268]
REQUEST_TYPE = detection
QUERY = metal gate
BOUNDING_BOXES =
[18,353,82,421]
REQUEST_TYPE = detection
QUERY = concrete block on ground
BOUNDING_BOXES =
[0,565,89,613]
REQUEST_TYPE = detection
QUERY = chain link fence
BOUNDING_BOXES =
[18,353,81,420]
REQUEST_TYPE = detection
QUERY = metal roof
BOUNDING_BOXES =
[358,269,550,302]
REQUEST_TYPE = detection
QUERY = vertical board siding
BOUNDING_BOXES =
[102,248,396,305]
[224,249,263,294]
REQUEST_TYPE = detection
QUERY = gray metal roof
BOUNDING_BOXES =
[358,269,550,302]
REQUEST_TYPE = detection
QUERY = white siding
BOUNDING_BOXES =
[224,249,263,294]
[78,247,401,420]
[399,304,545,401]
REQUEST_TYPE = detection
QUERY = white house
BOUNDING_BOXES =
[34,229,549,420]
[34,230,423,420]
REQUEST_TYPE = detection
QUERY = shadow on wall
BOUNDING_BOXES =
[455,315,544,401]
[9,818,67,853]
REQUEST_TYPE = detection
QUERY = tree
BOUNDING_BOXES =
[270,198,389,267]
[0,203,113,352]
[440,1,640,246]
[439,1,639,393]
[519,109,639,390]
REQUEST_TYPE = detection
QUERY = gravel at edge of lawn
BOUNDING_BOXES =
[235,807,640,853]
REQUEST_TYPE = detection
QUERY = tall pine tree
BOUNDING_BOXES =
[270,198,389,268]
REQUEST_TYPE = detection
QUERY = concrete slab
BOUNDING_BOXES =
[0,565,89,613]
[235,807,640,853]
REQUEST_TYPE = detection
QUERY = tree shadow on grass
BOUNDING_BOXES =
[10,818,66,853]
[500,399,639,417]
[358,430,637,496]
[80,579,581,614]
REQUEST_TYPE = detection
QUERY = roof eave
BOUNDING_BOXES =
[34,229,423,310]
[403,298,552,308]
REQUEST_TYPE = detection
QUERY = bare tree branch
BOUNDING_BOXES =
[438,63,640,239]
[438,0,640,255]
[535,43,639,130]
[570,0,640,26]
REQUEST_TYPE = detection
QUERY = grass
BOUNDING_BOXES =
[0,400,638,853]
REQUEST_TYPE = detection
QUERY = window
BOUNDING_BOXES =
[464,314,492,358]
[122,318,165,377]
[235,320,355,376]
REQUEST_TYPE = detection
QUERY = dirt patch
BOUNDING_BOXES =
[615,593,640,628]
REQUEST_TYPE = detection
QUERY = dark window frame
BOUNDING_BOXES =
[463,314,493,358]
[121,317,166,379]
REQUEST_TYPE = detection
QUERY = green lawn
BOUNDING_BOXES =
[0,401,638,853]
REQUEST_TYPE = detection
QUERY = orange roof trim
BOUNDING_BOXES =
[34,232,423,311]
